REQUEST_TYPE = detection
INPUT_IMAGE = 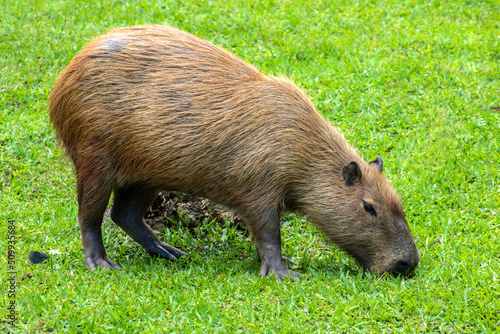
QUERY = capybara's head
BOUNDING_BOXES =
[307,157,419,276]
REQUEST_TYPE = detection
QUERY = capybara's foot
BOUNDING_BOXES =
[85,254,120,271]
[259,260,301,281]
[146,241,187,260]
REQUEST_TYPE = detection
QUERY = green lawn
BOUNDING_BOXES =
[1,0,499,332]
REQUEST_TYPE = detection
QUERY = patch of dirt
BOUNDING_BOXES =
[143,192,246,232]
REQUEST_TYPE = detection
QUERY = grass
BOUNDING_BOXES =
[1,0,499,332]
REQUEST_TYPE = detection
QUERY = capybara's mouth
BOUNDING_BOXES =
[369,253,419,277]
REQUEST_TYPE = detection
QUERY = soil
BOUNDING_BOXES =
[143,191,246,232]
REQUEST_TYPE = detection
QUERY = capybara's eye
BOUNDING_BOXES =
[362,200,377,217]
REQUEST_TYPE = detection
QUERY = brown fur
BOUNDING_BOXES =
[50,25,419,278]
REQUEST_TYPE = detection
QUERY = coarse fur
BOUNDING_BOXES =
[50,25,419,279]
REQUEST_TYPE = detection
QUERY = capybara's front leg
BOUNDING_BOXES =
[111,185,187,260]
[246,208,301,281]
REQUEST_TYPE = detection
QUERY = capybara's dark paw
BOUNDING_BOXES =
[259,261,301,282]
[146,241,187,260]
[159,241,188,259]
[85,254,120,271]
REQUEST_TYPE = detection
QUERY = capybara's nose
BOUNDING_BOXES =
[391,250,419,276]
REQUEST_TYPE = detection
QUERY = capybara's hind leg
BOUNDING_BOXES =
[77,175,119,270]
[111,185,187,260]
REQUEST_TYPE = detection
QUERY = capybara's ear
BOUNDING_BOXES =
[342,161,362,187]
[369,157,383,173]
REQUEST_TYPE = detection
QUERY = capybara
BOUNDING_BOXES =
[49,25,419,279]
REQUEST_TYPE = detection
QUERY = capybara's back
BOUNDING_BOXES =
[50,25,419,279]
